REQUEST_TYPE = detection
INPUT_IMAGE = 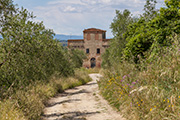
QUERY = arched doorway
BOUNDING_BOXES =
[90,58,96,68]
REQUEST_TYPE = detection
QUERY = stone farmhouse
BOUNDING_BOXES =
[68,28,110,68]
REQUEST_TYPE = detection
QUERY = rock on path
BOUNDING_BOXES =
[42,74,125,120]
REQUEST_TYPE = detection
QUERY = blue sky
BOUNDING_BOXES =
[13,0,165,37]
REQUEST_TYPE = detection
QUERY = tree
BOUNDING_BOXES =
[102,9,134,68]
[123,0,180,62]
[143,0,158,20]
[0,1,85,98]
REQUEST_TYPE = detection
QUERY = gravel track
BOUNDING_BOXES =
[42,74,125,120]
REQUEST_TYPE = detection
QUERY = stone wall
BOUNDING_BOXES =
[68,28,110,68]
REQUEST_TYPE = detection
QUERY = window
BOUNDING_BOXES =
[86,48,89,54]
[97,48,100,54]
[102,32,106,39]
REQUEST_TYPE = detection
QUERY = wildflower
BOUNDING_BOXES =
[138,104,140,106]
[179,96,180,98]
[130,102,132,107]
[150,108,152,111]
[154,106,156,108]
[123,75,126,79]
[167,99,169,103]
[132,82,136,85]
[169,105,171,107]
[141,99,143,101]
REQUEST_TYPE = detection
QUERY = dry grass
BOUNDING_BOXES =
[0,100,26,120]
[0,68,91,120]
[98,35,180,119]
[80,67,100,74]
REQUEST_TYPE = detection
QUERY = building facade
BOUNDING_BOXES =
[68,28,110,68]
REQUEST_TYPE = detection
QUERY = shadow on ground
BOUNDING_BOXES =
[42,111,100,120]
[58,89,90,97]
[46,99,81,107]
[84,82,97,86]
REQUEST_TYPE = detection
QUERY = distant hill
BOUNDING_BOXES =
[54,34,83,41]
[0,34,83,47]
[54,34,83,47]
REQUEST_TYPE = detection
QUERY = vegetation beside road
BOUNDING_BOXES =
[99,0,180,119]
[0,0,90,119]
[0,69,91,120]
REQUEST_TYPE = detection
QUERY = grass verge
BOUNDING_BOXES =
[80,67,100,74]
[0,68,91,120]
[98,36,180,119]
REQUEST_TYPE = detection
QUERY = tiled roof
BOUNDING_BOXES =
[83,28,106,32]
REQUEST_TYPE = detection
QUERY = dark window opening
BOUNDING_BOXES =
[97,48,100,54]
[102,32,106,39]
[86,48,89,54]
[90,58,96,68]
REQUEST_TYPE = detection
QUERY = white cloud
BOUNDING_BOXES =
[48,0,84,5]
[32,0,164,37]
[64,6,76,12]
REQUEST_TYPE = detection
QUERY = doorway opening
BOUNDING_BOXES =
[90,58,96,68]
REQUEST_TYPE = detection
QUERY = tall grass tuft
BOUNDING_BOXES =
[0,100,25,120]
[98,35,180,119]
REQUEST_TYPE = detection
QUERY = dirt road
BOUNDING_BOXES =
[42,74,125,120]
